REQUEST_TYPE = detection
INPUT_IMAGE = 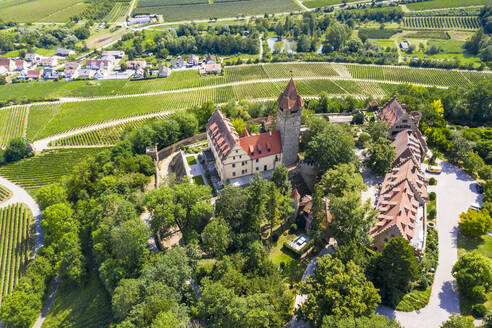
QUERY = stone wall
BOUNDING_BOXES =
[277,108,302,166]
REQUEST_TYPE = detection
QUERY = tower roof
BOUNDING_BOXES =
[278,78,303,112]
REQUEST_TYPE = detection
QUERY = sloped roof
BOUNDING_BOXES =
[290,189,301,201]
[239,130,282,160]
[240,128,250,137]
[206,109,239,161]
[392,130,425,164]
[378,97,406,127]
[278,78,303,113]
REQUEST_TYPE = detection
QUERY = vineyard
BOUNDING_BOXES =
[403,16,481,30]
[0,106,28,149]
[0,148,107,189]
[0,185,12,205]
[49,113,170,147]
[104,2,129,22]
[0,204,33,304]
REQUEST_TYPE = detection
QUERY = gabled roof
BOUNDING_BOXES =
[240,128,250,137]
[392,130,425,165]
[206,109,239,161]
[378,97,406,127]
[278,78,303,113]
[239,130,282,160]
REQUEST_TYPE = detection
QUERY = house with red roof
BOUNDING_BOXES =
[378,97,423,137]
[206,79,303,184]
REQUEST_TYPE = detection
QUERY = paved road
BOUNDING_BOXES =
[378,161,482,328]
[0,176,43,254]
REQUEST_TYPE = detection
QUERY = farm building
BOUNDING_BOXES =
[200,64,222,75]
[56,48,75,56]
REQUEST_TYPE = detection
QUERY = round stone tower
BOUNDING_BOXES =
[276,78,303,166]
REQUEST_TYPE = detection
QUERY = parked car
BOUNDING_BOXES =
[470,202,482,211]
[426,165,442,174]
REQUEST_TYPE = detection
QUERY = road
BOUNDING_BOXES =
[378,161,482,328]
[0,176,43,254]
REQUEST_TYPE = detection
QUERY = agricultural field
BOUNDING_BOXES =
[406,0,490,10]
[103,2,130,23]
[404,31,450,40]
[133,0,301,22]
[0,185,12,205]
[403,16,480,30]
[0,204,33,304]
[302,0,343,8]
[49,113,170,147]
[0,0,87,23]
[0,148,108,189]
[0,106,28,149]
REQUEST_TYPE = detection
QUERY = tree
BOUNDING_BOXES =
[372,237,419,306]
[297,255,380,327]
[41,203,76,246]
[201,218,232,258]
[4,137,31,163]
[440,314,475,328]
[328,192,375,245]
[321,314,402,328]
[365,137,396,175]
[326,23,351,51]
[450,132,474,164]
[366,121,389,141]
[215,185,248,233]
[315,162,366,200]
[452,251,492,299]
[306,124,357,174]
[459,209,492,237]
[36,184,67,210]
[271,165,291,196]
[462,152,485,179]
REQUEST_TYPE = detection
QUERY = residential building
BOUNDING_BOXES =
[206,79,303,184]
[25,53,40,62]
[0,66,8,76]
[378,97,423,137]
[43,68,59,79]
[133,67,145,79]
[78,69,94,79]
[94,69,106,80]
[101,55,117,64]
[86,59,112,70]
[205,55,216,64]
[63,68,78,79]
[56,48,75,56]
[126,60,146,69]
[187,54,200,66]
[39,57,57,67]
[27,69,43,80]
[14,60,26,71]
[199,63,222,75]
[64,61,80,70]
[158,66,171,77]
[392,129,428,166]
[0,57,14,72]
[102,50,125,58]
[171,58,185,69]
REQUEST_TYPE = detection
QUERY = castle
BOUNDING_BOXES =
[206,79,303,185]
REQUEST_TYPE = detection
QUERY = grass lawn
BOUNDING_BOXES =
[186,156,197,166]
[372,39,397,49]
[269,231,306,287]
[457,233,492,315]
[427,198,436,220]
[396,286,432,311]
[42,271,113,328]
[192,175,205,185]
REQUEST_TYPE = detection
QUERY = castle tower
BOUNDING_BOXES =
[276,78,303,166]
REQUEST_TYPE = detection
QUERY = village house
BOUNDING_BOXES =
[102,50,125,58]
[86,59,112,70]
[78,69,95,79]
[205,55,216,64]
[101,55,117,64]
[43,68,60,80]
[0,66,8,76]
[63,68,78,79]
[56,48,75,57]
[39,57,58,67]
[158,66,171,78]
[133,67,145,79]
[14,60,26,72]
[126,60,146,70]
[205,79,302,185]
[187,54,200,67]
[199,63,222,75]
[64,61,80,70]
[171,58,185,69]
[27,69,43,80]
[0,57,14,72]
[25,53,41,62]
[127,15,151,25]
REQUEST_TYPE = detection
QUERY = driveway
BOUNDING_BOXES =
[378,162,482,327]
[0,176,43,255]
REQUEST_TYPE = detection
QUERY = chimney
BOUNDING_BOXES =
[269,130,272,136]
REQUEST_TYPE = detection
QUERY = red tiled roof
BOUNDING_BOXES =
[239,130,282,160]
[206,109,239,161]
[290,189,301,201]
[378,97,406,127]
[392,130,425,165]
[278,78,303,113]
[241,128,250,137]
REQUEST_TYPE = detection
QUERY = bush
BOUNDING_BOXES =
[429,192,436,201]
[289,224,297,233]
[472,303,488,317]
[429,209,436,220]
[429,177,437,185]
[483,311,492,328]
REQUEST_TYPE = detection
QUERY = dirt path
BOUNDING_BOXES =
[32,275,60,328]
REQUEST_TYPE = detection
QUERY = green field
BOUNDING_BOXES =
[372,39,398,49]
[42,271,113,328]
[0,106,28,149]
[0,148,107,189]
[406,0,490,10]
[0,204,33,303]
[133,0,301,22]
[403,16,480,30]
[103,2,130,22]
[0,0,87,22]
[457,233,492,314]
[0,185,12,204]
[302,0,343,8]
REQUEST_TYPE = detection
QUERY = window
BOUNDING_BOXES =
[264,165,267,171]
[256,159,259,163]
[256,167,259,171]
[258,150,262,154]
[233,172,236,177]
[232,164,235,168]
[242,162,245,166]
[233,156,235,160]
[251,152,254,156]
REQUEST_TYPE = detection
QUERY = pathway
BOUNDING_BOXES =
[259,35,263,60]
[0,176,43,254]
[32,275,60,328]
[378,161,481,328]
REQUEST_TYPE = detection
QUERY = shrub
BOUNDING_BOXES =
[428,209,436,220]
[429,192,436,201]
[289,224,297,233]
[471,285,487,303]
[429,177,437,185]
[483,311,492,328]
[459,209,492,237]
[472,303,488,317]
